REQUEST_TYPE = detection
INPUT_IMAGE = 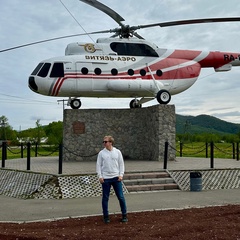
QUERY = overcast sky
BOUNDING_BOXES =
[1,0,240,130]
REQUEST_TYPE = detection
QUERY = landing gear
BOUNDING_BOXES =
[70,99,81,109]
[156,90,171,104]
[129,99,142,108]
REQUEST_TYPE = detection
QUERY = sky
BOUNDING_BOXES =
[1,0,240,130]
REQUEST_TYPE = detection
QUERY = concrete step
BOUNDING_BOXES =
[124,172,169,180]
[124,177,175,186]
[126,183,179,192]
[123,171,179,193]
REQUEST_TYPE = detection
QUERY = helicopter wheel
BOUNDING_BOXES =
[156,90,171,104]
[70,99,82,109]
[129,99,142,108]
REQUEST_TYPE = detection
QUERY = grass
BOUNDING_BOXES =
[175,142,238,159]
[0,145,59,160]
[0,142,239,160]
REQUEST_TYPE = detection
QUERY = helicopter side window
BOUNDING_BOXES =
[140,69,146,76]
[111,68,118,75]
[50,62,64,78]
[128,69,134,76]
[81,67,89,75]
[110,42,158,57]
[111,42,126,55]
[31,63,44,76]
[141,45,159,57]
[37,63,51,78]
[94,68,102,75]
[156,69,163,77]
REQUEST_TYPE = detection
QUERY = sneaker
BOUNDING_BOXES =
[103,216,110,224]
[121,215,128,223]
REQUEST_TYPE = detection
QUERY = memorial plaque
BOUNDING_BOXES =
[72,121,85,134]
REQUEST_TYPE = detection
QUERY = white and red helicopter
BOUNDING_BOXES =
[4,0,240,109]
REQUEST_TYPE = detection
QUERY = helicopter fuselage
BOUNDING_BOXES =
[28,38,240,108]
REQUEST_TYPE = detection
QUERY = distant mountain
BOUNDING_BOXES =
[176,114,240,135]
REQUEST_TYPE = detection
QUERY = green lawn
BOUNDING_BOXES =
[0,145,59,160]
[175,142,238,159]
[0,142,239,160]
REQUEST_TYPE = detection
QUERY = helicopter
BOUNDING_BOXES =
[14,0,240,109]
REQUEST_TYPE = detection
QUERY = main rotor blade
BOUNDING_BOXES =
[80,0,125,26]
[134,17,240,30]
[160,17,240,27]
[133,32,145,40]
[0,30,111,53]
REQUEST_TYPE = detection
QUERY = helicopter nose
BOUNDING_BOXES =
[28,76,38,92]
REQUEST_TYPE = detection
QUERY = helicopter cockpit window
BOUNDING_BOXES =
[50,62,64,78]
[37,63,51,78]
[110,42,158,57]
[31,63,44,76]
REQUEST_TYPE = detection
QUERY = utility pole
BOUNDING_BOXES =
[57,99,68,111]
[57,99,68,120]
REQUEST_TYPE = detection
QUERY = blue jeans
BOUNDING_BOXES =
[101,177,127,217]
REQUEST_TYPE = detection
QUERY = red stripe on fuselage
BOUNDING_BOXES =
[51,75,78,96]
[168,49,202,60]
[199,51,240,68]
[51,78,63,96]
[148,50,202,70]
[51,58,200,96]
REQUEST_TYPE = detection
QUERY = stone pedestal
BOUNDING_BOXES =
[63,104,176,161]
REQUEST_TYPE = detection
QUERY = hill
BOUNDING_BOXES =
[176,114,240,135]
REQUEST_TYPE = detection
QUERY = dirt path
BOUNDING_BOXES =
[0,204,239,239]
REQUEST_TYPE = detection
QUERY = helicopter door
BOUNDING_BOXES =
[92,63,106,92]
[75,62,93,92]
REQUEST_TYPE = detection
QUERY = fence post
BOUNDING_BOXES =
[210,141,214,168]
[27,142,31,170]
[58,143,63,174]
[237,142,239,161]
[35,142,38,157]
[163,141,168,170]
[180,142,183,157]
[21,143,24,158]
[1,141,6,168]
[232,143,235,159]
[205,142,208,158]
[4,141,7,161]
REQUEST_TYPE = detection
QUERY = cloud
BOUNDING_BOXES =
[1,0,240,130]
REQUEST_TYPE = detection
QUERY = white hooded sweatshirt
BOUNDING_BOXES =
[96,147,125,179]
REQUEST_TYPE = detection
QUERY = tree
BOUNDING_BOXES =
[0,115,8,140]
[0,115,18,143]
[33,119,46,144]
[44,121,63,145]
[35,119,46,144]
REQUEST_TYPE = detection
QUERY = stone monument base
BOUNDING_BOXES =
[63,104,176,161]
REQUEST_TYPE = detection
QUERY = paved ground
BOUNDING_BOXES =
[0,157,239,223]
[2,156,240,174]
[0,188,239,223]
